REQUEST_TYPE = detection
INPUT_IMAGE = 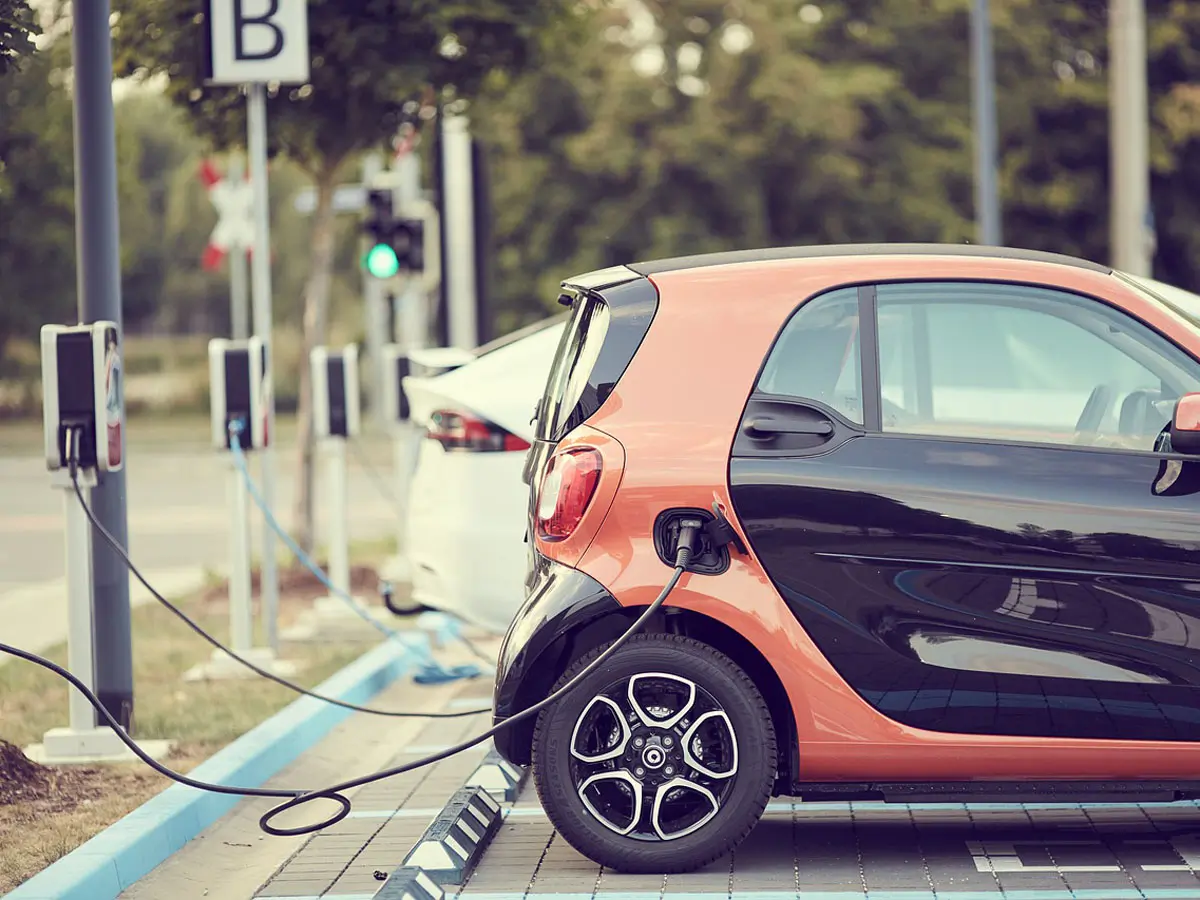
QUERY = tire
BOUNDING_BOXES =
[531,632,776,873]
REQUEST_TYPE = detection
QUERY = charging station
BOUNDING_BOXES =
[312,343,362,441]
[284,344,378,642]
[32,323,172,765]
[188,338,296,682]
[208,336,268,451]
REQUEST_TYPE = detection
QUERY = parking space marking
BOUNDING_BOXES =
[453,891,1200,899]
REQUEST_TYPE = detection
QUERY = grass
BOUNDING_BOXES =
[0,568,389,894]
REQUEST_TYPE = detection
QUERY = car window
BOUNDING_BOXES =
[875,281,1200,451]
[756,287,863,425]
[535,295,611,442]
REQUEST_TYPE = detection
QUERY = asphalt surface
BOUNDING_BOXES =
[0,440,400,592]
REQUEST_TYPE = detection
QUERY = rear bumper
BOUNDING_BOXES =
[491,552,622,765]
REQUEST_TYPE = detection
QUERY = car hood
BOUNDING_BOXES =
[402,320,566,441]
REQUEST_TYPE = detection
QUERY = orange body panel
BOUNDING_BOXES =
[534,254,1200,783]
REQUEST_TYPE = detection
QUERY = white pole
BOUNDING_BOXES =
[228,153,250,340]
[1110,0,1153,276]
[362,153,388,428]
[970,0,1002,246]
[393,149,426,564]
[441,113,478,350]
[63,483,97,731]
[326,438,350,598]
[227,461,254,653]
[247,83,280,651]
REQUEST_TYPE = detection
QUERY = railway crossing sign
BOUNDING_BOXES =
[200,159,255,271]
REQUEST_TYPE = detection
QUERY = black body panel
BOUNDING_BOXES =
[492,553,623,764]
[729,435,1200,742]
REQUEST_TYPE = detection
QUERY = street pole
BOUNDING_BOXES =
[362,152,388,429]
[970,0,1003,246]
[247,83,280,652]
[70,0,133,730]
[440,112,479,350]
[1110,0,1153,276]
[228,153,250,340]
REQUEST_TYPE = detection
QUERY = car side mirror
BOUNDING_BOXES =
[1169,393,1200,455]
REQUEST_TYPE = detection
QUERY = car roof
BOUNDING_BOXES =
[624,243,1112,277]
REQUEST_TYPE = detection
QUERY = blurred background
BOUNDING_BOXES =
[2,0,1198,451]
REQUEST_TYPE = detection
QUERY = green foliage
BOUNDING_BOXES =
[0,0,38,77]
[0,39,81,365]
[110,0,587,176]
[476,0,1200,332]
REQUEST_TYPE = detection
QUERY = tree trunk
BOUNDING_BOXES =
[293,166,338,553]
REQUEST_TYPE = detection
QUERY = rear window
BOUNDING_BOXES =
[533,275,659,443]
[536,296,611,442]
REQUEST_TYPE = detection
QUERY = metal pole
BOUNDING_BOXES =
[394,149,425,559]
[326,439,350,598]
[228,462,254,653]
[247,83,280,652]
[228,154,250,340]
[361,153,388,428]
[62,485,97,731]
[970,0,1002,246]
[441,113,479,349]
[71,0,133,730]
[1110,0,1153,275]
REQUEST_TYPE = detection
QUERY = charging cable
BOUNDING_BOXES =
[63,424,489,720]
[0,515,703,839]
[227,421,494,674]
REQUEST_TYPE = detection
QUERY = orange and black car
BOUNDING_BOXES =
[492,244,1200,873]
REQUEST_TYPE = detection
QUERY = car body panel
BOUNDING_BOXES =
[523,251,1200,782]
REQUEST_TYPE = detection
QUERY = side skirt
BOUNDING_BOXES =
[791,780,1200,804]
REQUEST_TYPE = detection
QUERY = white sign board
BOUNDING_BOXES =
[206,0,310,85]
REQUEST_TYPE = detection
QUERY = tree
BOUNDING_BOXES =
[111,0,586,549]
[0,0,38,77]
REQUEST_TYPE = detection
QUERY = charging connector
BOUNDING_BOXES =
[673,517,704,569]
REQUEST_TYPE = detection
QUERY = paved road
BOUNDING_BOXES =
[0,441,402,592]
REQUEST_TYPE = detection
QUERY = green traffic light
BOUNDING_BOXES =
[365,242,399,278]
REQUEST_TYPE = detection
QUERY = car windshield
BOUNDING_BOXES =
[1116,271,1200,329]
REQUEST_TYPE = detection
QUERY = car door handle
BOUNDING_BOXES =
[743,416,834,438]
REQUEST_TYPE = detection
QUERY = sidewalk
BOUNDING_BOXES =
[0,565,213,664]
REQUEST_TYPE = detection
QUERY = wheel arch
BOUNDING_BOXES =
[507,605,799,793]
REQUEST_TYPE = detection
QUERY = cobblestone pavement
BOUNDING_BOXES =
[250,678,1200,900]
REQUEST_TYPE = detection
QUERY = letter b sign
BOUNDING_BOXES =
[206,0,310,85]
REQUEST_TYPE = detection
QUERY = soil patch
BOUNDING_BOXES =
[200,562,382,610]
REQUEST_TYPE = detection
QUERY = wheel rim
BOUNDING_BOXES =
[568,672,739,841]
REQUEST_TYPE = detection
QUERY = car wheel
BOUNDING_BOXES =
[531,632,776,874]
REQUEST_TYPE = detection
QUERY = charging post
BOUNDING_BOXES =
[284,344,383,641]
[28,323,172,764]
[188,338,297,681]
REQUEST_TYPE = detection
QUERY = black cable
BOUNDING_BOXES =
[66,436,490,720]
[4,424,701,839]
[258,556,690,836]
[0,530,695,839]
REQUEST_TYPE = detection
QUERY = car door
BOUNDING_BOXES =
[727,278,1200,743]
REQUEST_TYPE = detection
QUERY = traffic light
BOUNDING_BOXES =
[361,188,424,279]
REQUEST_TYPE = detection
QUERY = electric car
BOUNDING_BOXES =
[492,244,1200,874]
[401,315,567,633]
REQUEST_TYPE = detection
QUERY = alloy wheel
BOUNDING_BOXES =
[568,671,739,841]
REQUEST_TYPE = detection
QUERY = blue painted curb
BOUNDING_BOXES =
[5,640,417,900]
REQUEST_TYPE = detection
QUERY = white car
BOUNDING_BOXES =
[400,316,567,634]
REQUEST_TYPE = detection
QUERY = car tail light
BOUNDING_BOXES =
[536,448,603,542]
[427,408,531,452]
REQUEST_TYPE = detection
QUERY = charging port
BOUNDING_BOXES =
[653,508,729,575]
